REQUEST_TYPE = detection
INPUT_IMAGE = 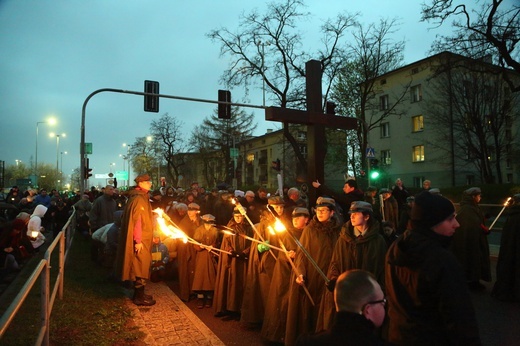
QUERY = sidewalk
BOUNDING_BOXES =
[125,281,224,346]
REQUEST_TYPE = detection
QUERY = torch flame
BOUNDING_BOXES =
[273,218,287,233]
[31,231,39,238]
[504,197,512,206]
[156,216,188,243]
[267,225,276,235]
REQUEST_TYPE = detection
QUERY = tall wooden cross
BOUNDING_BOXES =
[265,60,358,205]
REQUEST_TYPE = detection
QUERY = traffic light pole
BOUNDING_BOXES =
[80,88,265,193]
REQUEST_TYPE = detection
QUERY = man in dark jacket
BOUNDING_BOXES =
[115,174,156,306]
[385,191,481,345]
[296,269,386,346]
[312,179,364,221]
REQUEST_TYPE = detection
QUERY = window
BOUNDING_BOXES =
[247,153,255,163]
[380,95,389,110]
[507,174,513,183]
[410,84,422,102]
[466,175,475,185]
[413,177,426,188]
[412,145,425,162]
[411,67,419,74]
[297,131,306,140]
[380,79,387,85]
[412,115,424,132]
[381,123,390,138]
[381,150,391,165]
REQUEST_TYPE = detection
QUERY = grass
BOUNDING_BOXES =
[0,231,144,345]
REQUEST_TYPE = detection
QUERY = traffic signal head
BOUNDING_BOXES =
[370,159,380,180]
[218,90,231,119]
[144,80,160,113]
[84,158,93,179]
[326,101,336,115]
[370,170,380,179]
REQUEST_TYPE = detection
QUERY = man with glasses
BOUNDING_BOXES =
[385,191,481,344]
[296,269,386,345]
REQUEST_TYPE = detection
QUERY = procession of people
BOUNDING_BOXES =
[3,175,518,345]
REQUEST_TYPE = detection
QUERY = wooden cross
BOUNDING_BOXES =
[265,60,358,205]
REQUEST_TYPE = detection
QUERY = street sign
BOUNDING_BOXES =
[230,148,239,158]
[115,170,128,180]
[84,142,93,155]
[366,147,375,158]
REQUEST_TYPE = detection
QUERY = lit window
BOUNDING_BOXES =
[410,85,422,102]
[412,115,424,132]
[381,123,390,138]
[380,95,389,110]
[247,153,255,163]
[412,145,425,162]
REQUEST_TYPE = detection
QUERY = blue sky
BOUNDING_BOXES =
[0,0,463,186]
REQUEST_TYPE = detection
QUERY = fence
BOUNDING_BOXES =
[0,208,76,345]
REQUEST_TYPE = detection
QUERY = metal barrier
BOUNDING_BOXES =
[0,208,76,345]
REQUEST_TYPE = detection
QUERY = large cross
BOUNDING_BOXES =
[265,60,358,205]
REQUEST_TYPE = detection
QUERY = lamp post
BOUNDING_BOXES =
[60,151,67,174]
[35,118,55,176]
[51,132,66,189]
[15,159,21,166]
[123,143,132,187]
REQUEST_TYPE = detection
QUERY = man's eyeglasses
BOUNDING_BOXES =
[361,298,387,311]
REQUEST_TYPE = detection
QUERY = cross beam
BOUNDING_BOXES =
[265,60,359,206]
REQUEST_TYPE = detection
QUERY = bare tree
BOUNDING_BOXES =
[330,18,408,183]
[207,0,357,172]
[190,107,257,187]
[421,0,520,92]
[150,113,188,187]
[426,52,519,183]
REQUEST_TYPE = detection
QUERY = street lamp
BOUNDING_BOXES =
[35,118,56,176]
[15,159,22,166]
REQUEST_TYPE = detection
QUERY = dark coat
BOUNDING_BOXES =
[115,188,154,282]
[177,214,200,301]
[296,311,383,346]
[316,219,387,332]
[492,203,520,302]
[284,214,342,346]
[261,225,304,343]
[191,224,218,291]
[213,218,252,314]
[240,212,289,324]
[451,194,491,282]
[385,228,481,345]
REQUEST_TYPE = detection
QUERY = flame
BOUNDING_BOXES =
[273,218,287,233]
[156,216,188,243]
[152,208,164,217]
[221,229,235,236]
[267,225,276,235]
[31,231,39,238]
[504,197,512,206]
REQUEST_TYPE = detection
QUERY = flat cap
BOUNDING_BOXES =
[292,207,310,218]
[379,188,391,194]
[349,201,373,213]
[316,196,335,208]
[187,203,200,210]
[268,196,285,205]
[201,214,216,223]
[134,173,151,183]
[464,187,481,196]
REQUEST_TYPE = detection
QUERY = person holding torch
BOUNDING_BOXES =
[285,196,342,346]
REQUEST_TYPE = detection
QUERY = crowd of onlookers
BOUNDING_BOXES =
[2,177,519,345]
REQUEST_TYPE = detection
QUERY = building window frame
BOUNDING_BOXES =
[410,84,422,103]
[381,150,391,165]
[381,122,390,138]
[412,145,425,162]
[412,115,424,132]
[380,94,389,111]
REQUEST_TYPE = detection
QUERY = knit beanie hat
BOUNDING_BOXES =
[411,191,455,230]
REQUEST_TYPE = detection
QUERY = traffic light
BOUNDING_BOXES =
[326,101,336,115]
[84,158,93,179]
[144,80,160,113]
[370,159,380,179]
[218,89,231,119]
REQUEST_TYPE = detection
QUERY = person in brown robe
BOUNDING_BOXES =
[284,197,342,346]
[192,214,219,308]
[177,202,201,302]
[240,195,290,326]
[213,207,252,318]
[261,207,310,343]
[115,173,156,306]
